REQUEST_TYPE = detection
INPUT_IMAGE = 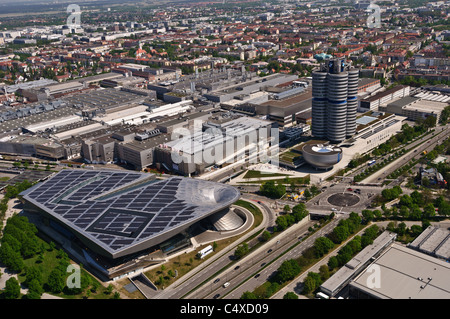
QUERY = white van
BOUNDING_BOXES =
[223,282,230,288]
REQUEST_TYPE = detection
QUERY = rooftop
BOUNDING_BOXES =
[320,231,397,297]
[21,169,240,259]
[350,243,450,299]
[409,226,450,260]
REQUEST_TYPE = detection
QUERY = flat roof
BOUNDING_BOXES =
[320,231,397,296]
[362,85,408,103]
[409,226,450,260]
[358,78,380,86]
[356,115,378,125]
[350,244,450,299]
[0,107,76,134]
[403,99,449,113]
[261,89,312,108]
[387,96,420,108]
[21,169,240,259]
[123,133,171,152]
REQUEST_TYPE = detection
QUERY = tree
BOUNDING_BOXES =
[261,230,272,242]
[348,236,362,254]
[283,292,299,299]
[399,194,413,207]
[410,225,423,237]
[26,278,43,299]
[440,105,450,124]
[0,242,24,273]
[25,266,43,287]
[47,269,65,294]
[319,265,330,281]
[302,272,322,294]
[337,245,353,266]
[423,115,436,129]
[411,190,424,206]
[275,215,289,231]
[361,210,375,224]
[327,256,339,270]
[303,188,311,199]
[330,225,350,244]
[292,203,308,222]
[275,259,301,284]
[234,243,249,259]
[241,291,258,299]
[105,284,114,295]
[397,222,407,236]
[423,203,436,219]
[302,275,317,294]
[260,180,286,199]
[283,205,291,214]
[4,277,21,299]
[313,237,335,258]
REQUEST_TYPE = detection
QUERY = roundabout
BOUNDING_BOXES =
[327,193,360,207]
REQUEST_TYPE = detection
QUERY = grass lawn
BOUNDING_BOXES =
[243,170,289,179]
[238,176,310,185]
[279,151,302,163]
[17,235,111,299]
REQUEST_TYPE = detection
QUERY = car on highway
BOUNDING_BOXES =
[261,262,266,267]
[234,265,240,270]
[223,282,230,288]
[254,274,260,278]
[213,294,220,299]
[267,249,272,253]
[214,278,220,284]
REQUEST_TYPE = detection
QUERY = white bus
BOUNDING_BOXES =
[197,245,213,259]
[315,292,330,299]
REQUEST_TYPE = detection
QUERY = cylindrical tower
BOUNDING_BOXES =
[346,68,359,137]
[327,72,348,143]
[311,70,328,139]
[311,58,359,143]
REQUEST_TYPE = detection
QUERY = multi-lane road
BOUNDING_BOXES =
[150,124,450,300]
[153,199,274,299]
[363,124,450,183]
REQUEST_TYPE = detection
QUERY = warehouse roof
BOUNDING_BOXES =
[350,243,450,299]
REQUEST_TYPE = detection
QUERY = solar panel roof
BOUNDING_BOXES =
[21,169,240,259]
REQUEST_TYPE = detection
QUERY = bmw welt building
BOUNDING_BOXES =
[21,169,241,280]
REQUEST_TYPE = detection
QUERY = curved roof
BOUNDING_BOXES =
[21,169,240,259]
[302,143,342,155]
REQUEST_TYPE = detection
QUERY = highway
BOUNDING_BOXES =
[151,125,450,300]
[346,124,449,181]
[219,216,342,299]
[153,199,275,299]
[185,218,316,299]
[363,124,450,183]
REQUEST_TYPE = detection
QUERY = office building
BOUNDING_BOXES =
[311,58,359,143]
